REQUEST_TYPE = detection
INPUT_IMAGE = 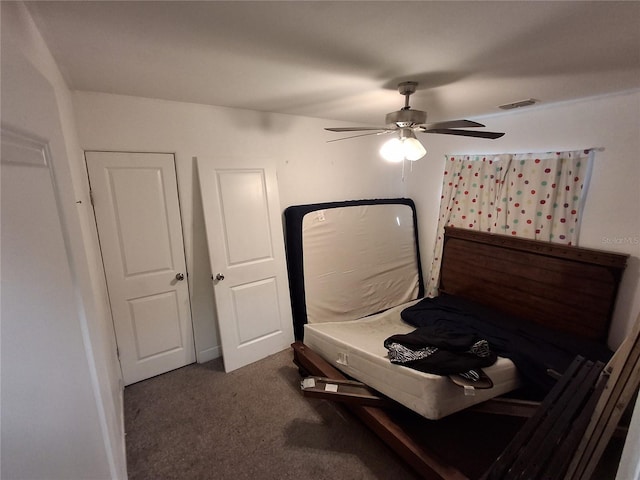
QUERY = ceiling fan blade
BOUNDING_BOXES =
[423,129,505,139]
[326,130,394,143]
[419,119,485,130]
[325,127,389,132]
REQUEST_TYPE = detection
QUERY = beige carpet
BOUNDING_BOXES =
[124,349,421,479]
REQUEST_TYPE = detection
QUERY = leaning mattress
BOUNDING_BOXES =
[304,301,521,420]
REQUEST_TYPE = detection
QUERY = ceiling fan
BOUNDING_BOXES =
[325,81,505,162]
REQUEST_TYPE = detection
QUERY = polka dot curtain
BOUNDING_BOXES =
[426,150,594,297]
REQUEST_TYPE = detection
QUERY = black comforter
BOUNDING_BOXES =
[400,294,613,394]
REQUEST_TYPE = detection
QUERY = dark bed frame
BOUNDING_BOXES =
[288,200,628,479]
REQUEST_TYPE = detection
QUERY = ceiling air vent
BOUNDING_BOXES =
[498,99,537,110]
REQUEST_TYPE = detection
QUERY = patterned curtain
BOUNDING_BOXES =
[426,150,593,296]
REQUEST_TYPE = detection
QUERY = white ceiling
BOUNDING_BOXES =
[27,1,640,126]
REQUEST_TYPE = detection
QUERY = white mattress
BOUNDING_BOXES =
[304,300,521,420]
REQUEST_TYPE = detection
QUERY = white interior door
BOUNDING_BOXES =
[197,157,293,372]
[86,151,195,385]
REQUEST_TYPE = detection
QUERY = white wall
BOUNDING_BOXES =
[72,92,407,362]
[405,90,640,350]
[1,3,126,478]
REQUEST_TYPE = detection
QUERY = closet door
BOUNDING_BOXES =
[87,151,195,385]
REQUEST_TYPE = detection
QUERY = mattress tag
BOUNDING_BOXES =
[464,385,476,396]
[324,383,339,393]
[301,378,316,389]
[316,210,326,222]
[336,352,348,366]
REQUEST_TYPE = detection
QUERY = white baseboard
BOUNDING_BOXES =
[197,345,222,363]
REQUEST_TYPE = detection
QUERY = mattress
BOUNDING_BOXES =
[304,301,521,420]
[284,199,423,341]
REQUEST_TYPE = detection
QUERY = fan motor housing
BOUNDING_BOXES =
[385,109,427,127]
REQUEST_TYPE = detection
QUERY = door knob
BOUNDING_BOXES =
[215,273,225,281]
[175,273,185,281]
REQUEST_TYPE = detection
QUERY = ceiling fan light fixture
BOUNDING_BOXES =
[380,137,405,163]
[380,129,427,162]
[403,137,427,161]
[325,81,504,152]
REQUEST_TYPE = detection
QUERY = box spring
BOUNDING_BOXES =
[304,301,521,420]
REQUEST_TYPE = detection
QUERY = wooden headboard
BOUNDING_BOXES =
[440,227,628,342]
